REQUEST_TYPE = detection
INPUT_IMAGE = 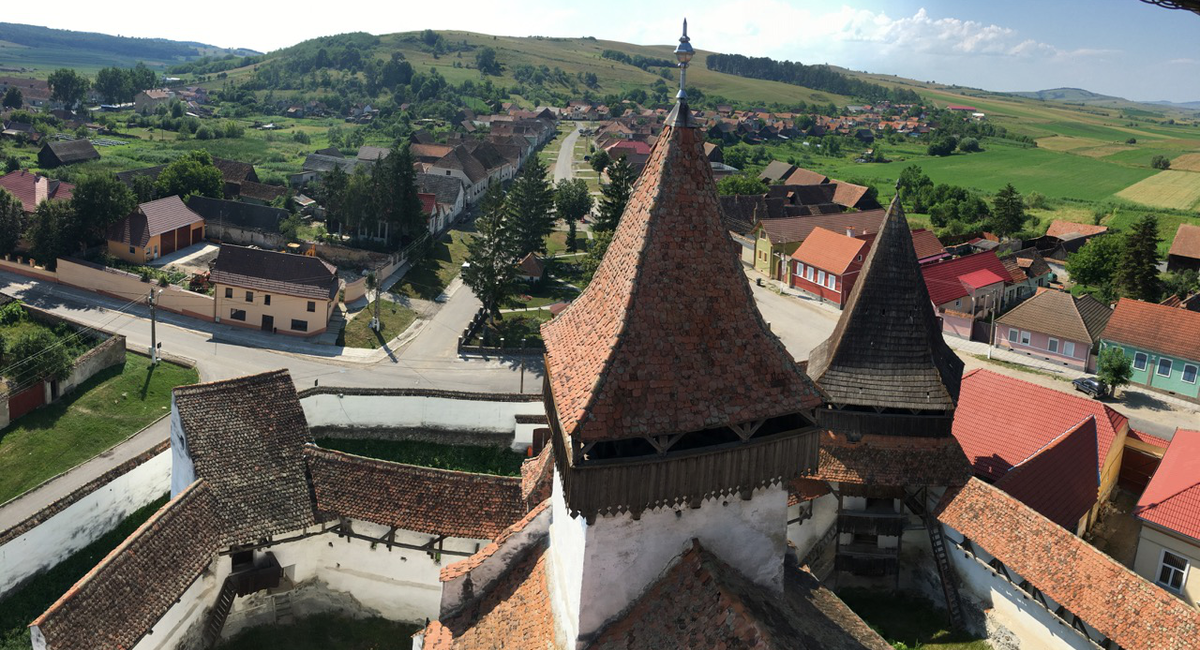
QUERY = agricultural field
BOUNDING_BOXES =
[1116,171,1200,211]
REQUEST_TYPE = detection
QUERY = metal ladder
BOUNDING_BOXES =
[202,577,238,648]
[905,493,965,630]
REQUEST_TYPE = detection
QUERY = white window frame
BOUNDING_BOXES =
[806,266,814,281]
[1157,358,1173,378]
[817,269,826,286]
[1157,549,1189,594]
[1008,328,1018,343]
[1184,364,1198,385]
[1020,330,1031,345]
[795,262,804,277]
[826,274,836,290]
[1063,341,1076,358]
[1048,337,1059,354]
[1134,351,1148,371]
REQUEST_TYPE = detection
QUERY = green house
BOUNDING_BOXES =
[1100,298,1200,402]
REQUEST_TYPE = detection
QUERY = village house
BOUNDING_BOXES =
[995,288,1112,371]
[790,227,945,308]
[106,196,205,264]
[1167,223,1200,272]
[1,119,39,143]
[515,252,545,283]
[186,196,287,249]
[232,180,288,206]
[0,170,73,214]
[429,147,489,204]
[290,153,368,186]
[921,251,1012,340]
[0,76,51,107]
[37,139,99,168]
[417,172,466,231]
[211,244,338,337]
[1000,247,1054,306]
[1133,428,1200,608]
[1101,298,1200,402]
[133,88,174,113]
[750,210,887,279]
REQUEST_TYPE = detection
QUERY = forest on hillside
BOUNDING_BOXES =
[706,53,921,104]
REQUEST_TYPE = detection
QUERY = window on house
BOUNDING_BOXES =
[1048,338,1059,353]
[817,270,826,286]
[264,295,271,306]
[1184,364,1198,384]
[1008,328,1018,343]
[1020,331,1031,345]
[1134,351,1148,371]
[1158,358,1173,378]
[229,309,246,321]
[291,319,308,332]
[224,288,232,299]
[129,246,136,255]
[245,291,253,302]
[1064,341,1076,358]
[307,301,316,313]
[826,274,836,290]
[1157,550,1189,593]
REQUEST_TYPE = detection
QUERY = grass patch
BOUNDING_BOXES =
[471,310,552,346]
[0,494,169,650]
[838,588,991,650]
[544,231,587,256]
[1115,170,1200,211]
[501,277,579,310]
[315,438,525,476]
[391,229,475,300]
[337,300,417,350]
[968,353,1065,382]
[215,613,420,650]
[0,354,198,503]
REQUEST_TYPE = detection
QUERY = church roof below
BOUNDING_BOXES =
[541,123,821,444]
[817,430,972,488]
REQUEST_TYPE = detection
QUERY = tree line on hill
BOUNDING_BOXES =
[705,53,921,104]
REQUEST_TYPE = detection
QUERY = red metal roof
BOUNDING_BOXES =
[920,251,1010,306]
[993,416,1099,529]
[958,268,1005,290]
[953,369,1127,484]
[1104,298,1200,363]
[1136,428,1200,541]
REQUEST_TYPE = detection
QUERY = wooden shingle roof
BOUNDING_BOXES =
[541,124,822,444]
[807,197,963,411]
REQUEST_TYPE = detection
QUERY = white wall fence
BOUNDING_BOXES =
[0,440,170,599]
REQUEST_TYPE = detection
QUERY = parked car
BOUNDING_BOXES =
[1071,376,1107,399]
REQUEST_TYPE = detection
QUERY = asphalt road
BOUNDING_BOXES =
[553,127,581,183]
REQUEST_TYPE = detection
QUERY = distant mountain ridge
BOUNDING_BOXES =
[0,22,258,71]
[1009,87,1120,102]
[1146,99,1200,110]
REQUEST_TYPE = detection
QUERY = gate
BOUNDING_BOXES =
[1119,448,1162,494]
[8,382,45,420]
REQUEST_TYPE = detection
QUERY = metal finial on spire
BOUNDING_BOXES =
[667,19,696,127]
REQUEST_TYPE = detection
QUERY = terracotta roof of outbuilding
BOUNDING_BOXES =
[305,446,527,540]
[439,500,550,582]
[789,477,832,505]
[993,416,1099,529]
[1103,297,1200,362]
[784,167,829,186]
[921,251,1011,306]
[212,243,338,301]
[831,180,873,209]
[1170,223,1200,260]
[0,169,73,212]
[30,481,222,650]
[808,197,964,411]
[910,228,945,261]
[791,227,867,275]
[1135,428,1200,541]
[953,369,1126,484]
[589,540,891,650]
[1046,219,1108,239]
[817,431,972,487]
[541,124,822,444]
[758,160,796,182]
[106,195,204,247]
[172,370,315,545]
[997,289,1112,344]
[754,209,887,245]
[938,478,1200,650]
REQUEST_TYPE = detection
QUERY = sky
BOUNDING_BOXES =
[7,0,1200,102]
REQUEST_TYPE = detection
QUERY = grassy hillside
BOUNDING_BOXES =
[0,22,257,73]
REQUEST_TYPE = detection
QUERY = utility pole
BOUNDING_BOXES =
[520,338,527,393]
[147,289,161,364]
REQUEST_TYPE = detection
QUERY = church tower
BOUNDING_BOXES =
[539,22,824,647]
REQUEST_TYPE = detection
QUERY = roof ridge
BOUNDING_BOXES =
[173,368,292,396]
[303,444,523,482]
[999,415,1096,478]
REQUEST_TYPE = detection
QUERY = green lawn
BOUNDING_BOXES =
[0,495,168,650]
[473,310,552,346]
[391,229,475,300]
[315,439,525,476]
[544,231,588,256]
[338,300,417,350]
[838,589,991,650]
[501,276,579,310]
[0,354,198,504]
[215,613,420,650]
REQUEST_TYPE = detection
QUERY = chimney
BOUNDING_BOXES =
[33,175,48,206]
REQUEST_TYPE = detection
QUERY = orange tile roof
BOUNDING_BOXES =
[1135,428,1200,541]
[439,500,550,582]
[817,431,972,487]
[1169,223,1200,260]
[1045,220,1108,239]
[938,478,1200,650]
[541,124,822,444]
[784,167,829,186]
[791,227,867,275]
[831,180,871,208]
[1104,298,1200,362]
[910,228,945,260]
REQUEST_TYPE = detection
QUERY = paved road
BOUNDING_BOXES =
[553,127,581,183]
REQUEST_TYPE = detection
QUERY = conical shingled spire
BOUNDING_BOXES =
[541,124,822,445]
[808,195,963,413]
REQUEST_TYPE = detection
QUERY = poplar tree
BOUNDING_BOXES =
[594,155,635,232]
[1116,214,1162,301]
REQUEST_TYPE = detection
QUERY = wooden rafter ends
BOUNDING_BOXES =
[1140,0,1200,15]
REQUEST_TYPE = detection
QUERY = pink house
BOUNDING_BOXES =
[994,289,1112,372]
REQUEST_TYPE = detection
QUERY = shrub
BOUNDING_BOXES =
[1150,155,1171,170]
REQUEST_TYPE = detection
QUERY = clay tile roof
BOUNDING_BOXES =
[791,227,867,275]
[953,369,1126,484]
[519,446,554,506]
[211,157,257,183]
[1104,298,1200,362]
[106,195,204,247]
[589,541,891,650]
[997,289,1112,345]
[541,124,822,444]
[436,148,488,184]
[958,268,1005,290]
[1128,428,1171,450]
[808,198,964,411]
[817,431,972,487]
[0,169,74,213]
[211,243,338,301]
[830,180,872,208]
[938,478,1200,650]
[172,370,315,544]
[237,180,287,203]
[1170,223,1200,260]
[421,541,556,649]
[439,500,550,583]
[755,210,887,245]
[1045,219,1108,239]
[356,145,392,161]
[993,416,1099,529]
[910,228,944,260]
[31,481,222,650]
[1002,256,1027,284]
[1135,428,1200,541]
[783,167,829,186]
[921,251,1011,306]
[516,252,544,278]
[305,446,527,540]
[789,477,832,505]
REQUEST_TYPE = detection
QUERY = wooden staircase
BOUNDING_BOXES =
[201,577,238,648]
[905,493,966,630]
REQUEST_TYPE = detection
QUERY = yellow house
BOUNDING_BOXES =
[211,244,339,337]
[1133,428,1200,608]
[106,195,205,264]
